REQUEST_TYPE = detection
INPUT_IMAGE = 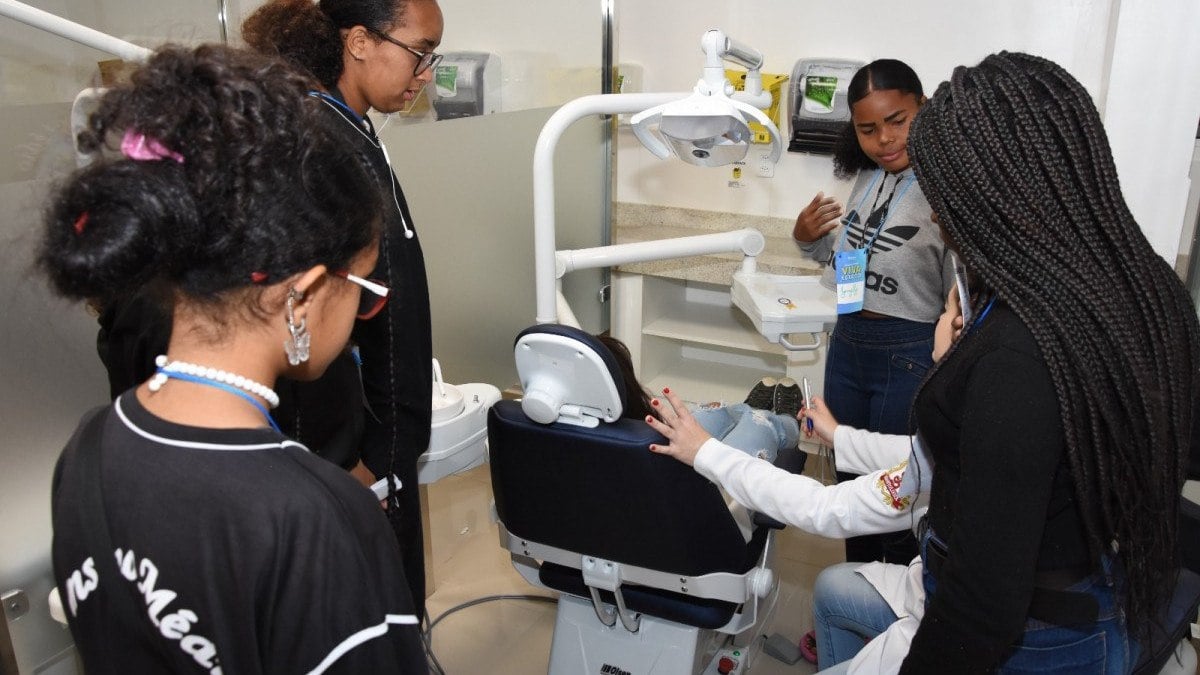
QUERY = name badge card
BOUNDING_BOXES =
[835,248,867,314]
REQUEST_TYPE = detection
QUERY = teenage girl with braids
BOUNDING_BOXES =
[892,50,1199,673]
[792,59,954,567]
[242,0,443,620]
[45,45,427,672]
[656,51,1200,673]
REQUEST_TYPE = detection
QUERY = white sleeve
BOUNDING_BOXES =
[832,426,914,475]
[693,438,918,539]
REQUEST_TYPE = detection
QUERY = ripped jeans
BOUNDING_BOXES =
[690,403,799,464]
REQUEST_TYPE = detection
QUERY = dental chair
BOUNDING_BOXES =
[487,324,780,675]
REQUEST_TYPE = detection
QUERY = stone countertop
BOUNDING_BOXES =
[612,202,823,285]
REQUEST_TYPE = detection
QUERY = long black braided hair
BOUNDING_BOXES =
[907,51,1200,636]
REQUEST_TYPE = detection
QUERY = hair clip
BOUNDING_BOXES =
[72,211,89,235]
[250,271,269,283]
[120,129,184,164]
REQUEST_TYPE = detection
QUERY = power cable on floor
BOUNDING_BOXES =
[422,594,558,674]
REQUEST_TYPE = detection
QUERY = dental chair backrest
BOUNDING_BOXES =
[489,324,758,577]
[513,324,626,427]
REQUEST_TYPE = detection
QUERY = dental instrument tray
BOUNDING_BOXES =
[731,271,837,349]
[787,58,864,155]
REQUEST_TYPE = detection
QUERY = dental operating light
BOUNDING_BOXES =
[631,29,783,168]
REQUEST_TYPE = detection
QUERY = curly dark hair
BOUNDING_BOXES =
[242,0,420,89]
[908,51,1200,637]
[832,59,924,179]
[40,44,382,308]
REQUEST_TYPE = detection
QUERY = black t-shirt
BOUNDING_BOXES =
[51,392,427,674]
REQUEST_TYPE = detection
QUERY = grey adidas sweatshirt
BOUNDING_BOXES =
[797,167,953,324]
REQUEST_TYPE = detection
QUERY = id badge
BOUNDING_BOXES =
[834,247,867,314]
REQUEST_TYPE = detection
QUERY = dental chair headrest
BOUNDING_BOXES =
[514,324,626,428]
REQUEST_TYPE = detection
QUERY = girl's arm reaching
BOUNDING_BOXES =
[647,388,923,538]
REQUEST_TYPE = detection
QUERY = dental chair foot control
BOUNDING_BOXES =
[763,632,803,665]
[703,647,747,675]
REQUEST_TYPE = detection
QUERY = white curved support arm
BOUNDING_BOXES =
[554,288,581,330]
[556,228,765,276]
[0,0,152,62]
[534,93,688,324]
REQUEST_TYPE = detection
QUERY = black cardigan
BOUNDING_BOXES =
[902,302,1088,672]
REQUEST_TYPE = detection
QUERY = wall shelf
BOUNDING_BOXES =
[612,271,826,415]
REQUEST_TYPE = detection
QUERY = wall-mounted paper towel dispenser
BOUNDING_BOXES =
[431,52,500,120]
[787,58,864,155]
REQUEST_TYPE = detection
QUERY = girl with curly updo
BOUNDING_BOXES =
[242,0,444,620]
[45,45,427,673]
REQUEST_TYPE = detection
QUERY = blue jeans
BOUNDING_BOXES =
[826,313,933,564]
[918,524,1138,673]
[691,403,798,464]
[812,562,898,670]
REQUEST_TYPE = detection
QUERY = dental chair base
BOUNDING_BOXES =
[499,524,778,675]
[549,595,749,675]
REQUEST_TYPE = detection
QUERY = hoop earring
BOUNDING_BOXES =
[284,288,311,365]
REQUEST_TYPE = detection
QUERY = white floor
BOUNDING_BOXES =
[421,454,845,674]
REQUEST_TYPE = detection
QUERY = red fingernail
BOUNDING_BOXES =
[651,399,659,406]
[646,415,654,422]
[663,387,671,394]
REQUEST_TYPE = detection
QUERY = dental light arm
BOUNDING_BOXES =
[699,29,767,104]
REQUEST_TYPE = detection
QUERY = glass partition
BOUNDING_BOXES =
[0,2,226,671]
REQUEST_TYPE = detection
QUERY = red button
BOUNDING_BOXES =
[717,656,737,674]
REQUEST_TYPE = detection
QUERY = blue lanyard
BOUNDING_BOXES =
[973,296,997,326]
[155,368,282,433]
[837,169,916,253]
[307,90,368,129]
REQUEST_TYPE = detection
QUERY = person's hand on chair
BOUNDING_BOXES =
[645,387,712,467]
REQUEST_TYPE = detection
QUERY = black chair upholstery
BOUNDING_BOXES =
[489,400,760,578]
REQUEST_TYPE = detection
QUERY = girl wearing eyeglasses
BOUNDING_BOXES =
[44,45,427,673]
[243,0,445,623]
